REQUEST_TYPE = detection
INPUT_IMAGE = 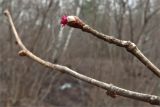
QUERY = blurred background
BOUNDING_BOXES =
[0,0,160,107]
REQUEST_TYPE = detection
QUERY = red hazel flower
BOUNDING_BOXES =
[61,15,85,29]
[61,15,68,27]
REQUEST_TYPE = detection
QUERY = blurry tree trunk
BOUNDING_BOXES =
[29,0,53,100]
[113,0,127,39]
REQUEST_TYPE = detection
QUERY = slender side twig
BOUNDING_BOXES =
[82,24,160,78]
[4,10,160,105]
[61,14,160,78]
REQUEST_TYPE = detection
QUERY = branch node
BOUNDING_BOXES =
[18,50,27,56]
[106,91,117,98]
[126,41,137,52]
[82,24,89,31]
[106,84,117,98]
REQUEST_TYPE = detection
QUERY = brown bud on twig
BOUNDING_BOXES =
[106,90,117,98]
[18,50,27,56]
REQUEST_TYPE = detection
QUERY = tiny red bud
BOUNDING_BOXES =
[60,15,85,29]
[61,15,68,27]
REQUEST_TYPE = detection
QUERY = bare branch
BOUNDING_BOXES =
[81,25,160,77]
[60,12,160,77]
[3,9,160,105]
